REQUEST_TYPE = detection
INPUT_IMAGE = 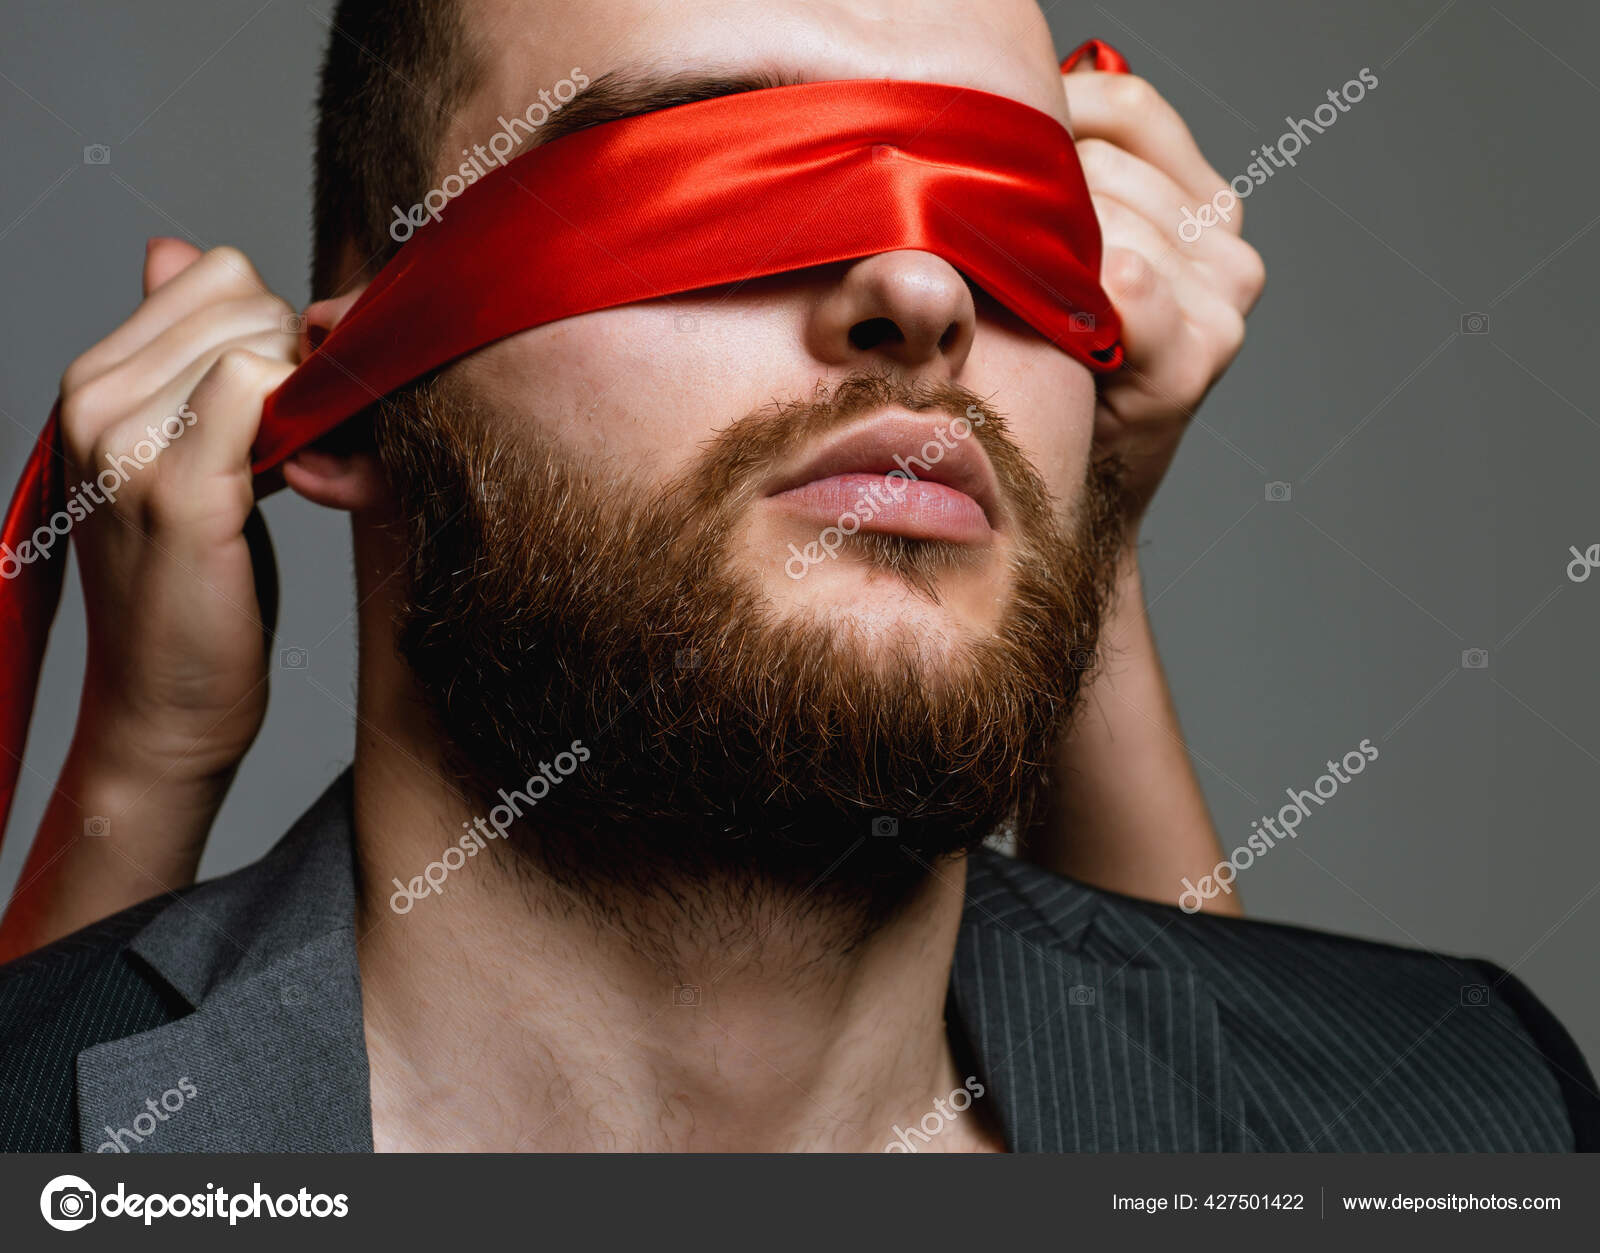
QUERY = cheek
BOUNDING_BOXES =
[966,326,1098,514]
[449,300,814,481]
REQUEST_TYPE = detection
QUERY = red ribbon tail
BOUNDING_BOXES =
[1061,39,1131,74]
[0,411,70,856]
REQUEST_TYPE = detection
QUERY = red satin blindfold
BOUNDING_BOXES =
[0,42,1126,849]
[259,78,1122,469]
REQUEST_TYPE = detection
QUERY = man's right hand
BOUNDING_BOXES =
[0,238,300,959]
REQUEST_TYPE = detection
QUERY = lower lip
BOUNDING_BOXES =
[768,472,992,544]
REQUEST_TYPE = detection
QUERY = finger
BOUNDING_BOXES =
[163,348,296,494]
[73,294,298,420]
[1081,138,1240,260]
[1081,142,1265,313]
[60,312,295,476]
[1095,191,1260,334]
[63,246,274,392]
[1093,193,1188,289]
[1098,245,1184,385]
[142,237,204,297]
[93,338,294,538]
[1100,248,1243,419]
[1064,72,1229,214]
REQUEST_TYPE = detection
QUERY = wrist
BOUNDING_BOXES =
[64,706,239,820]
[50,737,229,881]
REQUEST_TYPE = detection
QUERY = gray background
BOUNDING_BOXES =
[2,0,1596,1063]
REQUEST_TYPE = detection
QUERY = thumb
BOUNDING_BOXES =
[142,236,204,297]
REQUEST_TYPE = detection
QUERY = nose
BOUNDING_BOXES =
[805,250,976,376]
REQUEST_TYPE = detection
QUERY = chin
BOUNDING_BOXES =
[753,546,1013,669]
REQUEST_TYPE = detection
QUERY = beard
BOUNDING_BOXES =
[372,370,1126,950]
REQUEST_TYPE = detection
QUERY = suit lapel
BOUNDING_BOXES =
[76,929,372,1152]
[75,772,373,1152]
[951,854,1232,1152]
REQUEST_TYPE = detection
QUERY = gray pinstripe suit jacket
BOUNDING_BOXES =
[2,772,1594,1152]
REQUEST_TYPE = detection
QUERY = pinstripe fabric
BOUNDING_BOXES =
[0,896,178,1152]
[0,773,1593,1151]
[958,851,1598,1151]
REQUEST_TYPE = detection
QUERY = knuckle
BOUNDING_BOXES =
[1221,188,1245,230]
[256,293,298,326]
[202,245,265,294]
[57,379,118,453]
[1105,73,1157,119]
[1075,137,1119,180]
[59,352,99,398]
[1173,353,1218,406]
[211,346,266,387]
[56,389,94,448]
[224,293,297,336]
[1215,307,1248,358]
[1236,243,1267,301]
[89,419,141,479]
[1103,246,1154,298]
[196,347,285,409]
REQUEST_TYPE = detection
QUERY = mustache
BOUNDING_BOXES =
[679,371,1035,506]
[659,371,1059,595]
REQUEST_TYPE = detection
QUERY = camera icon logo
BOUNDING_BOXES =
[83,815,111,838]
[1265,481,1292,502]
[674,648,703,671]
[1460,312,1490,335]
[280,313,307,335]
[1068,985,1096,1006]
[280,647,309,670]
[871,815,899,839]
[40,1174,97,1231]
[82,144,111,165]
[1460,984,1490,1007]
[674,314,699,332]
[673,983,701,1007]
[1461,648,1489,670]
[1068,311,1096,333]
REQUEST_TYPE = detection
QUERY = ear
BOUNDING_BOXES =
[298,286,367,355]
[281,284,392,513]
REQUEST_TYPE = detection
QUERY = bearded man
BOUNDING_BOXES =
[0,0,1591,1153]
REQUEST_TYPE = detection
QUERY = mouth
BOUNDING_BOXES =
[762,409,1002,545]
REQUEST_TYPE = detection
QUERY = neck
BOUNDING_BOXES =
[349,715,998,1152]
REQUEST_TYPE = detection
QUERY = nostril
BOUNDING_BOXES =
[938,322,961,353]
[849,317,903,352]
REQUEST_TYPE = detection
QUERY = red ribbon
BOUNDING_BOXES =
[0,43,1127,854]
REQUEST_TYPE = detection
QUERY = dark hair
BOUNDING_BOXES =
[311,0,480,299]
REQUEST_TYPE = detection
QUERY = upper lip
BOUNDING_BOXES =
[762,410,1002,529]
